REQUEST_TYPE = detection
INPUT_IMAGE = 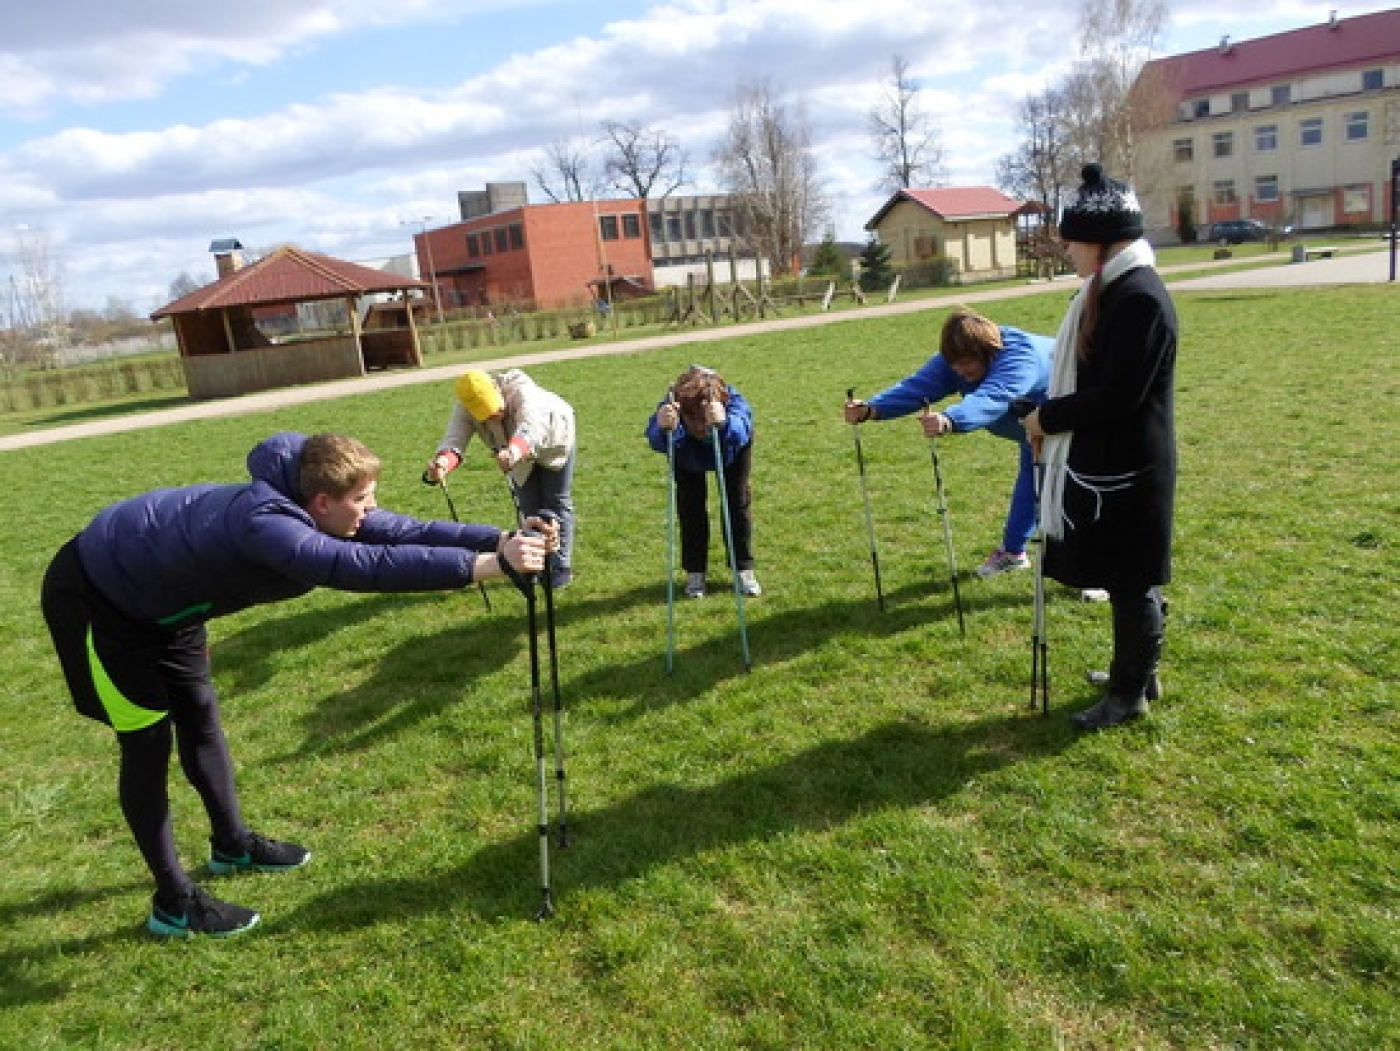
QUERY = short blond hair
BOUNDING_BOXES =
[299,433,381,499]
[940,307,1003,370]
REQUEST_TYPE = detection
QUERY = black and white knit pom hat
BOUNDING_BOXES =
[1058,163,1144,245]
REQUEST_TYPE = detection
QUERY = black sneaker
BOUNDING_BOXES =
[147,885,260,939]
[210,832,311,875]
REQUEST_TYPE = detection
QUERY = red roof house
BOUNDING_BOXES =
[864,187,1033,281]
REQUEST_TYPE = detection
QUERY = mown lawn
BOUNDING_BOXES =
[1,283,1395,1049]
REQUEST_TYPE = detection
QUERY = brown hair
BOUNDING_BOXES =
[299,433,381,499]
[672,365,730,431]
[940,307,1003,370]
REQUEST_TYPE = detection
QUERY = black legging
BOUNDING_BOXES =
[119,683,247,902]
[1107,586,1165,697]
[674,441,754,573]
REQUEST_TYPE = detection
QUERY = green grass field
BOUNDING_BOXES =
[1,283,1396,1049]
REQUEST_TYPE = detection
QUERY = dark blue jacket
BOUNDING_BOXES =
[76,432,501,628]
[645,387,754,473]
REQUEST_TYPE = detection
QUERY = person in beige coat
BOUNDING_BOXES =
[424,368,576,587]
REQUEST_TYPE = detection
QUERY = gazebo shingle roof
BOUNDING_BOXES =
[152,246,427,319]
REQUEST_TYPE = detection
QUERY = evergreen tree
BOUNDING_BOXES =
[857,237,893,292]
[807,233,845,277]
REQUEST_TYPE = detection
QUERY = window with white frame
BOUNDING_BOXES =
[1173,138,1194,162]
[1254,175,1279,203]
[1213,180,1237,205]
[1212,131,1233,158]
[1343,185,1370,215]
[1300,117,1323,147]
[1254,124,1277,151]
[1345,111,1369,142]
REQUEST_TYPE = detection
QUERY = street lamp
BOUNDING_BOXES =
[402,216,444,323]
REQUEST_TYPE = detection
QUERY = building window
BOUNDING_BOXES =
[508,224,524,250]
[1213,180,1236,206]
[1231,92,1248,113]
[622,214,641,239]
[1362,68,1383,91]
[1300,117,1323,147]
[599,215,620,241]
[666,215,682,241]
[1212,131,1233,158]
[479,232,493,256]
[1192,98,1210,119]
[1254,175,1279,203]
[1271,85,1290,106]
[467,233,480,259]
[649,212,665,242]
[1173,138,1194,162]
[1345,111,1369,142]
[683,212,697,240]
[1254,124,1277,151]
[493,228,510,253]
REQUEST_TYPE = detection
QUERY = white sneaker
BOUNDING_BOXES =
[974,548,1031,579]
[739,570,762,597]
[685,573,706,599]
[1080,588,1110,602]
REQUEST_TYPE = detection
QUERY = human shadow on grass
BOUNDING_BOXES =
[555,578,1037,721]
[0,879,153,1009]
[280,713,1074,931]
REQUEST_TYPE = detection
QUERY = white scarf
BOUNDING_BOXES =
[1039,239,1156,539]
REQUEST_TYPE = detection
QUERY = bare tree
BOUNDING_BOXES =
[868,55,946,192]
[531,137,600,203]
[7,227,69,364]
[1074,0,1168,181]
[995,85,1076,222]
[712,80,829,277]
[601,120,689,199]
[168,271,205,302]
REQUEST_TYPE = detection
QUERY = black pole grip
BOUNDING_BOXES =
[1010,397,1037,419]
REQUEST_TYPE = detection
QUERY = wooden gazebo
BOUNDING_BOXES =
[151,245,431,401]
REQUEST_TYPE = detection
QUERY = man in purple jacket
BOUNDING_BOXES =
[41,431,548,939]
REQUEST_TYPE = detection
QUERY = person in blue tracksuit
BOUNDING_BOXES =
[646,365,760,599]
[844,307,1054,580]
[40,431,550,938]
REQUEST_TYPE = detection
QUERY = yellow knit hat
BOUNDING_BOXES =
[454,370,503,420]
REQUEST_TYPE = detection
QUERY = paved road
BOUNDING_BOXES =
[3,244,1392,452]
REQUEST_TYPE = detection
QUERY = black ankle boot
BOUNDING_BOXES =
[1071,692,1149,731]
[1086,670,1161,700]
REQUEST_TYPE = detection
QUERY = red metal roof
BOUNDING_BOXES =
[864,187,1028,230]
[151,246,427,318]
[1142,9,1400,95]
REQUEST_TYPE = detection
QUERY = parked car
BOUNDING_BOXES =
[1209,219,1274,245]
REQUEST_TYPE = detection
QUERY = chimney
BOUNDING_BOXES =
[1219,35,1232,54]
[1329,10,1339,30]
[209,238,245,279]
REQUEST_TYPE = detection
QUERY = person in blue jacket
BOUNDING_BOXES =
[844,307,1055,581]
[646,365,760,599]
[40,431,549,939]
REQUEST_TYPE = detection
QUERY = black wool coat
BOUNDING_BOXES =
[1039,265,1178,590]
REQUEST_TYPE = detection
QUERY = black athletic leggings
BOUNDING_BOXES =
[674,441,754,573]
[42,540,248,903]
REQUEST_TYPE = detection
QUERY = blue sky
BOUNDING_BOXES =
[1,0,1391,311]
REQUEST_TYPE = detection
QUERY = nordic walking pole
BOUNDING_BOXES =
[924,401,966,638]
[518,545,554,920]
[1013,398,1049,714]
[535,509,569,849]
[437,477,491,612]
[664,387,679,674]
[847,387,886,612]
[706,392,752,672]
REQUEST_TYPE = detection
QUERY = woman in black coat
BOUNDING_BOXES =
[1023,164,1178,730]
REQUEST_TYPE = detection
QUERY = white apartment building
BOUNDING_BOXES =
[1134,9,1400,239]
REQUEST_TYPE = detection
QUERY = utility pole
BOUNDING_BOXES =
[403,216,444,323]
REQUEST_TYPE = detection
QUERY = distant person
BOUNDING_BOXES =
[1021,164,1178,730]
[844,307,1054,581]
[646,365,760,599]
[424,368,576,588]
[41,432,550,937]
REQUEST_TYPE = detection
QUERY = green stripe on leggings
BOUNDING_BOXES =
[86,629,166,732]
